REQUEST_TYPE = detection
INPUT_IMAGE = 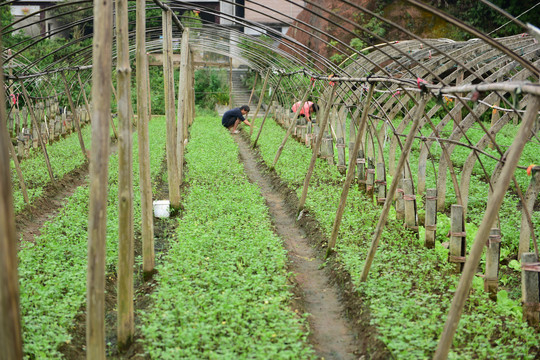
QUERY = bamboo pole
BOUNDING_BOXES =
[247,72,258,106]
[271,86,311,169]
[297,85,337,213]
[484,228,500,299]
[249,69,270,136]
[360,97,428,282]
[136,0,154,275]
[162,9,180,209]
[20,83,55,184]
[326,84,374,255]
[116,0,134,350]
[433,96,540,360]
[0,39,23,360]
[229,58,233,107]
[87,0,113,357]
[253,74,283,148]
[8,133,29,205]
[521,252,540,325]
[176,28,189,185]
[61,72,88,159]
[425,188,437,248]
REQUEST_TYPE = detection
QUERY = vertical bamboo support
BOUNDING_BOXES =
[403,178,417,233]
[521,253,540,326]
[249,69,270,136]
[8,133,29,205]
[229,58,233,107]
[360,96,427,282]
[326,84,374,255]
[116,0,134,349]
[298,85,337,213]
[162,9,180,209]
[519,168,540,258]
[357,149,366,191]
[449,204,465,272]
[271,86,311,169]
[376,162,386,205]
[20,83,55,184]
[247,72,258,106]
[0,39,23,360]
[484,228,501,300]
[61,72,88,158]
[335,107,347,173]
[396,178,405,221]
[136,0,154,275]
[87,0,112,357]
[176,28,189,185]
[425,188,437,248]
[365,158,375,200]
[434,96,540,360]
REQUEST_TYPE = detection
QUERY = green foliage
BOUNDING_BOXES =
[252,116,540,359]
[194,69,229,109]
[141,116,315,359]
[18,117,168,357]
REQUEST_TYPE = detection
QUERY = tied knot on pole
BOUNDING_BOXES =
[417,77,428,93]
[526,164,537,176]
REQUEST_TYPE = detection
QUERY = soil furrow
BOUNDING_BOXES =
[233,133,361,360]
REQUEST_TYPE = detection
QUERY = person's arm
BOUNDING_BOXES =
[243,118,251,127]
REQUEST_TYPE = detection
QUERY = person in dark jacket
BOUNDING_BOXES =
[221,105,251,133]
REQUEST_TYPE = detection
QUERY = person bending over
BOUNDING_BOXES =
[291,101,319,122]
[222,105,251,134]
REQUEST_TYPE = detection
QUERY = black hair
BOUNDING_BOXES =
[311,103,319,113]
[240,105,250,112]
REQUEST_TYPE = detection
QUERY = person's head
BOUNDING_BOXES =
[311,103,319,113]
[240,105,250,115]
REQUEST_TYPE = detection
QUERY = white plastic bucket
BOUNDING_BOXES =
[152,200,170,218]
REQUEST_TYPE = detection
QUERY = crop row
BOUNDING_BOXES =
[18,117,167,358]
[140,116,314,359]
[11,125,93,214]
[250,118,540,359]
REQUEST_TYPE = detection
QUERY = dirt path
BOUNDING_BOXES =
[234,134,361,360]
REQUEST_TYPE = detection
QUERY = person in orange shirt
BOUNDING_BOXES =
[291,101,319,122]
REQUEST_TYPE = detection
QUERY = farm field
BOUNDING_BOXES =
[12,112,540,359]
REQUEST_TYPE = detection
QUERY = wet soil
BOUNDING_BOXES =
[234,132,390,359]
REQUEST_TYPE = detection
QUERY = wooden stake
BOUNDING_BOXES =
[433,95,540,360]
[162,9,180,209]
[116,0,134,349]
[87,0,113,357]
[0,40,23,360]
[253,74,283,148]
[484,228,500,300]
[61,72,88,159]
[8,134,29,205]
[298,85,337,213]
[360,97,428,282]
[449,204,465,272]
[249,69,270,136]
[521,252,540,326]
[271,86,311,169]
[247,72,258,106]
[20,83,55,184]
[425,188,437,248]
[376,162,386,205]
[176,28,190,185]
[326,84,374,255]
[136,0,154,275]
[519,168,540,258]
